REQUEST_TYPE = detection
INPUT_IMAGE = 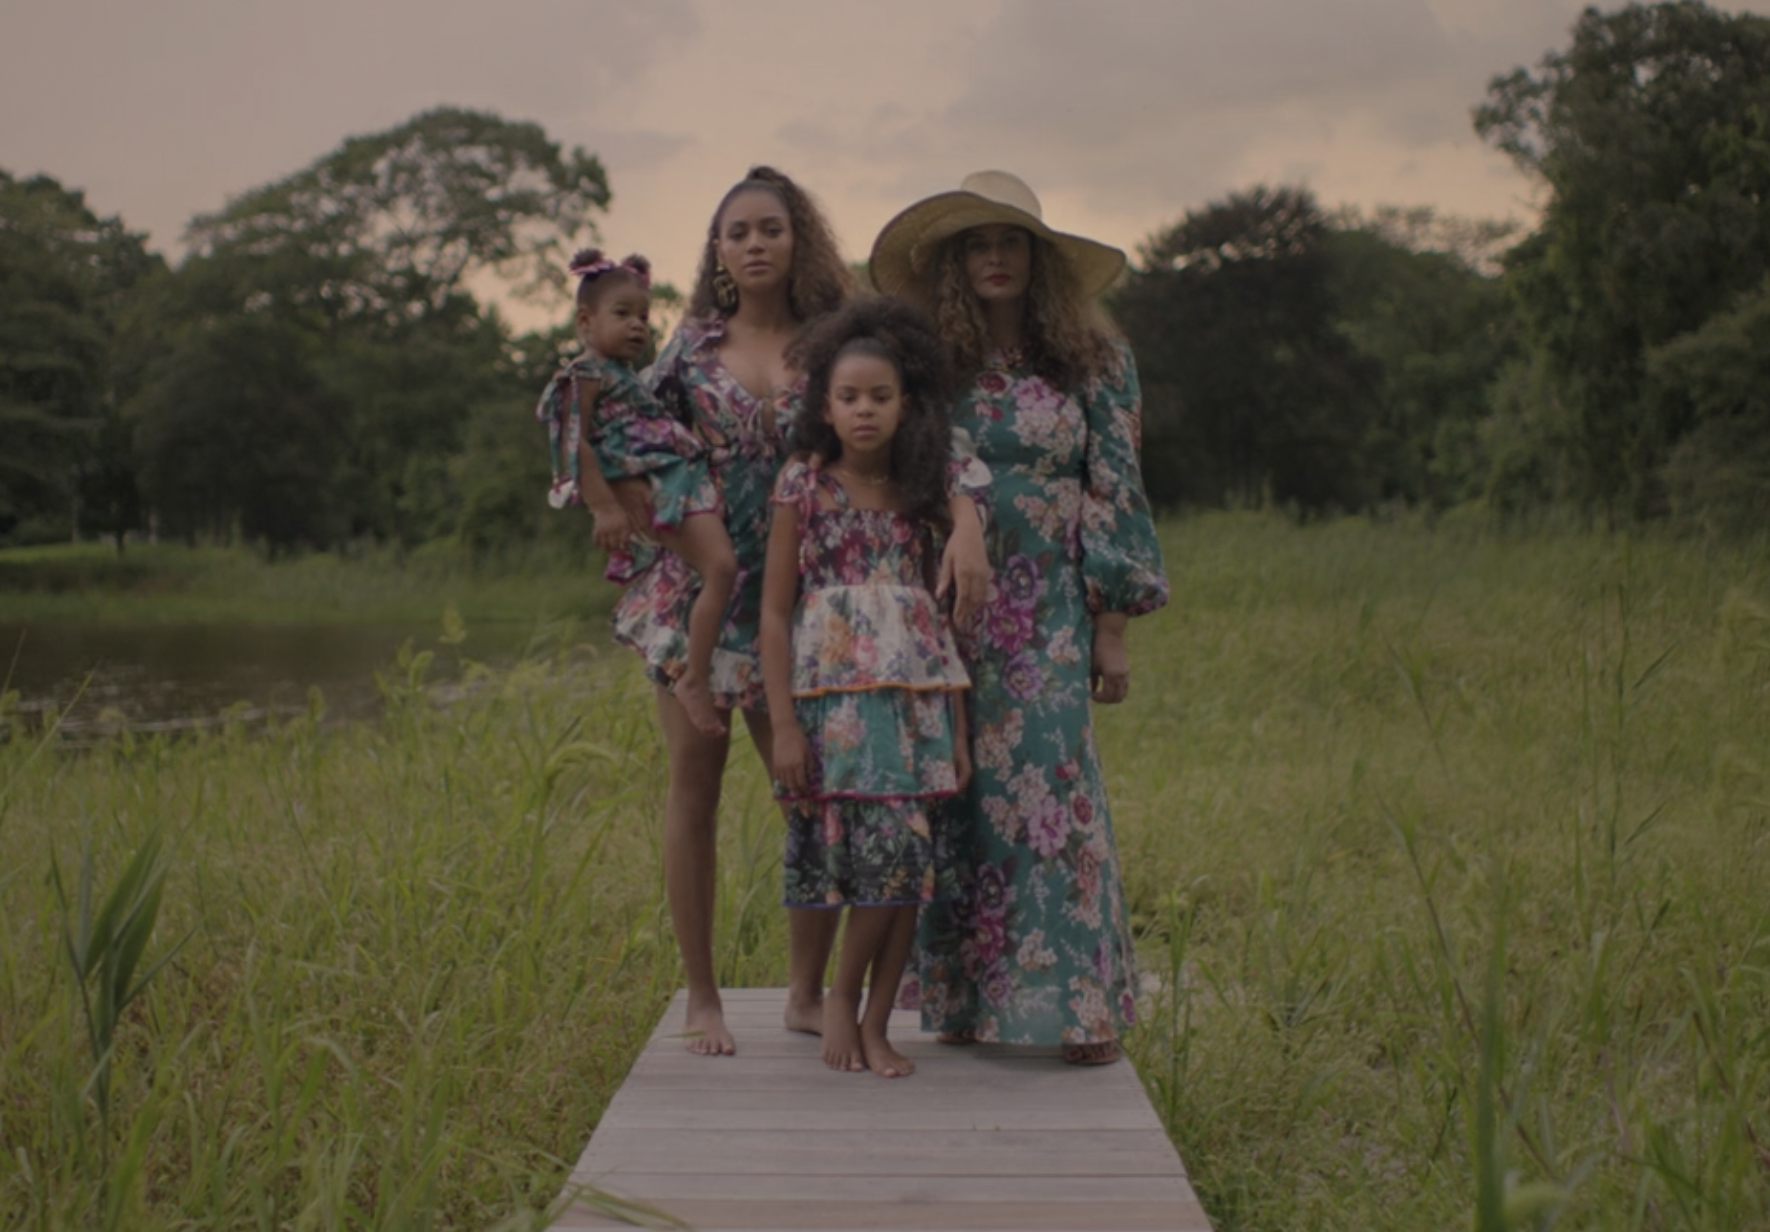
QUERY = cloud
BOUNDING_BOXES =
[813,0,1591,229]
[587,128,698,176]
[0,0,699,251]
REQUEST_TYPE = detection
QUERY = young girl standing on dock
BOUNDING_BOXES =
[537,248,737,737]
[760,299,972,1079]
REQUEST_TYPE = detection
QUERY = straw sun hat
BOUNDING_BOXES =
[868,170,1126,300]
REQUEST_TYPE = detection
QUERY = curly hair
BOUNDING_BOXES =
[686,166,854,321]
[913,228,1119,391]
[790,297,954,536]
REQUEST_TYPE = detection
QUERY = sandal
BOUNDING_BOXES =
[1062,1040,1122,1066]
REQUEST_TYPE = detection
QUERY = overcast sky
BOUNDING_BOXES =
[8,0,1768,321]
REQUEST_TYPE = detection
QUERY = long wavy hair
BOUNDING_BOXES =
[913,228,1119,391]
[790,297,954,536]
[686,166,853,321]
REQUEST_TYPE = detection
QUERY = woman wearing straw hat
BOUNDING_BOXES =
[871,171,1168,1064]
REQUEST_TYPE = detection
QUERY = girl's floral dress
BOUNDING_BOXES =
[612,312,990,714]
[611,315,801,709]
[906,341,1168,1046]
[771,460,969,908]
[535,352,719,583]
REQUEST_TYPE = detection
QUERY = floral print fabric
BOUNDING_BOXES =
[610,313,992,714]
[610,316,801,709]
[907,340,1168,1045]
[536,352,719,583]
[773,460,966,908]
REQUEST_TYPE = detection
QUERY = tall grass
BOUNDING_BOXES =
[1,632,788,1230]
[3,513,1768,1229]
[1121,512,1770,1230]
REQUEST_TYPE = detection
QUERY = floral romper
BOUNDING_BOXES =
[609,316,799,707]
[772,460,969,908]
[535,351,719,583]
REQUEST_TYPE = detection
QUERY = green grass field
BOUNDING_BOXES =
[4,513,1768,1230]
[0,540,617,627]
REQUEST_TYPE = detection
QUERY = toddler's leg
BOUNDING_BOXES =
[654,511,737,738]
[858,905,918,1078]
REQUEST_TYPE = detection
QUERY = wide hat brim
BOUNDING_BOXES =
[869,181,1126,301]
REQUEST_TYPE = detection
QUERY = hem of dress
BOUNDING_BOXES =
[650,505,721,532]
[912,1020,1129,1046]
[774,788,961,803]
[785,896,954,910]
[791,682,968,698]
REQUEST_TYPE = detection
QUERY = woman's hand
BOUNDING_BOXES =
[772,721,813,795]
[1090,613,1130,704]
[589,500,635,553]
[939,500,991,627]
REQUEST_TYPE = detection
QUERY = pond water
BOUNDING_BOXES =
[1,621,540,738]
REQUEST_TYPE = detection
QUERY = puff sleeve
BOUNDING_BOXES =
[1079,341,1169,616]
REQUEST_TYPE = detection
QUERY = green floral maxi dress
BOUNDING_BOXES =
[906,341,1168,1045]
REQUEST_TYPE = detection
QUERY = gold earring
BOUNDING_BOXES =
[712,263,738,312]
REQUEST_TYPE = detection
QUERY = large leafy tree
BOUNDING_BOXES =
[133,107,608,549]
[1650,278,1770,532]
[1475,0,1770,519]
[0,171,159,544]
[184,106,610,322]
[1326,215,1520,510]
[1113,186,1377,513]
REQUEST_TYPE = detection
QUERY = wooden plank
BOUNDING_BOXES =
[605,1083,1161,1111]
[626,1052,1119,1078]
[592,1105,1165,1132]
[552,1197,1213,1231]
[561,988,1212,1232]
[575,1129,1182,1177]
[565,1174,1192,1203]
[639,1036,1065,1061]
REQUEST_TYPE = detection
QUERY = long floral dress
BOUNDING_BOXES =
[611,315,800,711]
[907,340,1168,1046]
[536,352,719,584]
[771,460,970,908]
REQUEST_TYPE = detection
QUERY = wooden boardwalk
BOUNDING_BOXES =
[554,988,1212,1231]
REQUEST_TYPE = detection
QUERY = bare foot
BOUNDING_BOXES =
[861,1024,915,1079]
[683,993,736,1057]
[783,989,824,1035]
[821,994,865,1072]
[673,673,727,737]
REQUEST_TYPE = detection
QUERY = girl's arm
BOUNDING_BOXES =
[574,377,636,552]
[759,502,811,794]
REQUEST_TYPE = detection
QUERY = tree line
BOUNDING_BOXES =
[4,1,1767,554]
